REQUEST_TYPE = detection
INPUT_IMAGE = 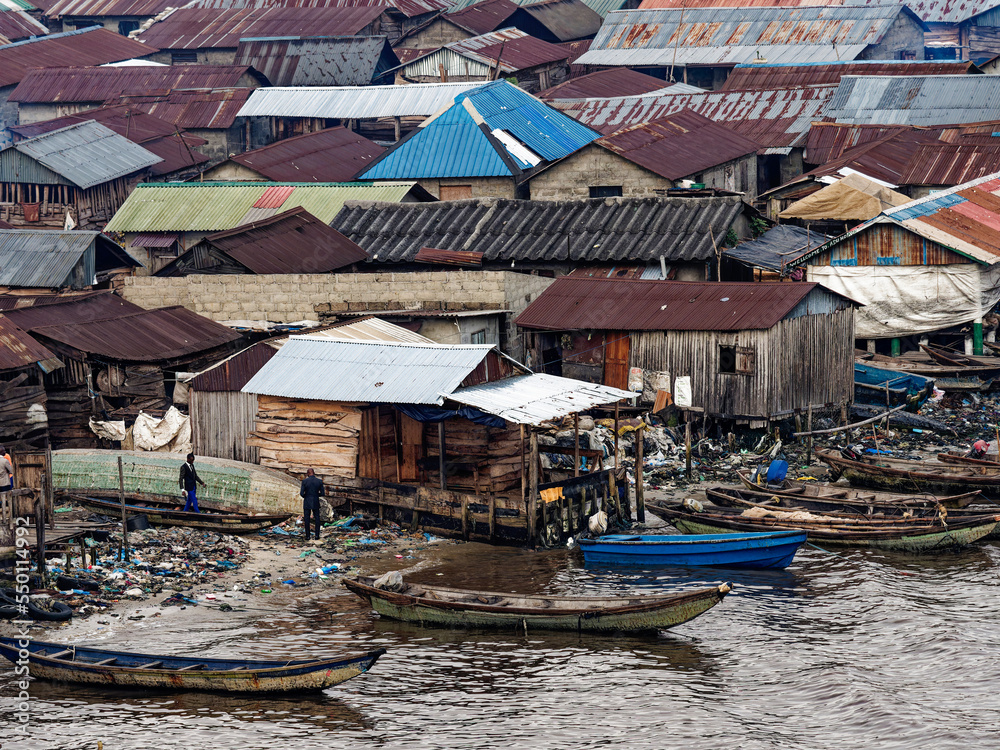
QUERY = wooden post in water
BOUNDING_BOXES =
[118,457,129,563]
[34,495,45,586]
[528,430,539,547]
[614,402,620,472]
[685,417,693,480]
[573,412,580,478]
[635,423,645,524]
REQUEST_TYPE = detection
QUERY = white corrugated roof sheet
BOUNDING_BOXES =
[447,373,633,425]
[241,337,495,404]
[236,82,484,119]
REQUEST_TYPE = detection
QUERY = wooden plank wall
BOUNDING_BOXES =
[0,370,47,450]
[190,389,259,463]
[630,308,854,419]
[421,417,523,492]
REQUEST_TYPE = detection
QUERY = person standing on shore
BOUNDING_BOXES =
[299,468,324,541]
[0,446,12,492]
[179,453,205,513]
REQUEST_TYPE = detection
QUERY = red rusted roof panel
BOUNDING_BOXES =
[0,314,58,371]
[538,68,669,100]
[110,88,254,129]
[723,59,979,92]
[189,341,278,392]
[253,185,296,209]
[231,126,384,182]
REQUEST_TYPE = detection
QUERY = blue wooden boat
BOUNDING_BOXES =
[854,362,934,410]
[577,530,808,569]
[0,638,385,693]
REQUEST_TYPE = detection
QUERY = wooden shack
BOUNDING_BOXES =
[517,277,856,427]
[242,336,631,546]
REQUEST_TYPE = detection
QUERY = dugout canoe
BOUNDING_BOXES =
[936,452,1000,467]
[814,448,1000,497]
[343,576,731,634]
[0,637,385,693]
[735,468,981,509]
[66,494,292,533]
[647,502,999,552]
[577,530,806,569]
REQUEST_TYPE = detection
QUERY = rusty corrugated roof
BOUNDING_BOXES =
[445,27,569,70]
[109,88,254,130]
[10,65,258,105]
[722,60,982,92]
[228,126,384,182]
[516,277,821,331]
[595,108,759,180]
[0,314,60,372]
[446,0,517,34]
[196,0,449,19]
[43,0,173,17]
[2,292,145,330]
[234,35,399,86]
[638,0,1000,25]
[511,0,601,42]
[538,68,672,100]
[0,9,49,40]
[136,6,386,49]
[0,27,156,89]
[188,340,278,391]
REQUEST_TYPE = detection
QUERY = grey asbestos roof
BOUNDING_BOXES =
[236,82,483,119]
[332,196,748,264]
[241,337,495,404]
[12,121,162,188]
[824,75,1000,126]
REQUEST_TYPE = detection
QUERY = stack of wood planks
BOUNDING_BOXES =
[248,395,361,482]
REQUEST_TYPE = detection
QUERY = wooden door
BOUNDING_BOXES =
[604,333,630,390]
[398,413,422,482]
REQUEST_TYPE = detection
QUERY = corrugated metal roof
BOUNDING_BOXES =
[516,278,821,331]
[236,81,482,119]
[360,80,598,178]
[0,27,156,89]
[0,229,102,288]
[0,314,60,372]
[637,0,1000,25]
[9,105,209,177]
[825,75,1000,127]
[419,27,569,72]
[446,0,517,33]
[792,172,1000,267]
[722,59,982,92]
[136,6,385,49]
[195,0,450,19]
[595,108,759,180]
[228,126,384,182]
[333,195,747,263]
[512,0,602,42]
[44,0,173,17]
[898,143,1000,186]
[199,206,369,273]
[577,6,911,68]
[11,121,161,188]
[1,292,146,330]
[447,372,631,424]
[538,68,675,100]
[0,9,48,40]
[30,305,242,361]
[550,85,836,149]
[234,35,399,86]
[105,181,424,232]
[110,88,253,130]
[242,337,495,404]
[9,65,257,105]
[723,224,829,273]
[188,340,278,392]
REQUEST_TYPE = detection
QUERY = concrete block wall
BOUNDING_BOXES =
[528,144,674,200]
[418,176,518,200]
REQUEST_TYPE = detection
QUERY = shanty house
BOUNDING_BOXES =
[0,228,140,290]
[0,120,161,230]
[357,80,599,199]
[154,207,369,277]
[104,181,433,272]
[199,127,385,183]
[785,172,1000,356]
[2,292,242,447]
[234,36,400,87]
[577,6,926,89]
[242,336,632,545]
[528,109,760,201]
[41,0,175,35]
[516,277,856,426]
[395,28,570,93]
[0,314,62,452]
[235,81,484,143]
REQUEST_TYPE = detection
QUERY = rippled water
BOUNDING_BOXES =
[2,541,1000,750]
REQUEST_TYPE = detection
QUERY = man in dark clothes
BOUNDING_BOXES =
[179,453,206,513]
[300,468,324,541]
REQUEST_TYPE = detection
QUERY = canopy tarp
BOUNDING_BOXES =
[780,173,910,222]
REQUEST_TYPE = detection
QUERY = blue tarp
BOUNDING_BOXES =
[395,404,506,428]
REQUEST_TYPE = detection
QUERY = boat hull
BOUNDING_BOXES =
[344,578,730,634]
[577,531,806,569]
[0,638,384,693]
[69,494,292,534]
[816,448,1000,498]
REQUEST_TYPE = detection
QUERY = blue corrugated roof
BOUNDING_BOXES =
[360,80,597,180]
[892,191,965,220]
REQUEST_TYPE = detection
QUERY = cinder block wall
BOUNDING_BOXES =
[529,144,674,200]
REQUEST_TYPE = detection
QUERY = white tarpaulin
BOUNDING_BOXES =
[807,263,1000,338]
[131,406,191,454]
[89,417,126,442]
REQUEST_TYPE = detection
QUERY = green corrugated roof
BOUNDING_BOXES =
[104,181,421,233]
[0,0,38,10]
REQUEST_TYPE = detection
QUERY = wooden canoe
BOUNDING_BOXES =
[735,468,981,509]
[0,637,385,693]
[937,452,1000,467]
[343,576,731,634]
[577,530,807,569]
[647,502,1000,552]
[815,448,1000,497]
[67,494,293,534]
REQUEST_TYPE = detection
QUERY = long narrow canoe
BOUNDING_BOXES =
[815,448,1000,497]
[735,468,982,509]
[647,502,999,552]
[854,362,933,410]
[67,494,293,534]
[0,637,385,693]
[937,452,1000,467]
[577,530,806,569]
[343,576,731,634]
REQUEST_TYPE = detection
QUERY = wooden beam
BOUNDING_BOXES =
[438,421,446,491]
[635,423,644,524]
[573,413,580,478]
[793,402,908,437]
[527,429,539,547]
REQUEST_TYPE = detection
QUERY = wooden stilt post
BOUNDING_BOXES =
[528,429,539,547]
[573,412,580,478]
[118,457,129,563]
[635,423,645,524]
[438,421,446,491]
[614,403,620,472]
[45,439,53,530]
[34,495,45,586]
[807,405,814,461]
[685,417,693,480]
